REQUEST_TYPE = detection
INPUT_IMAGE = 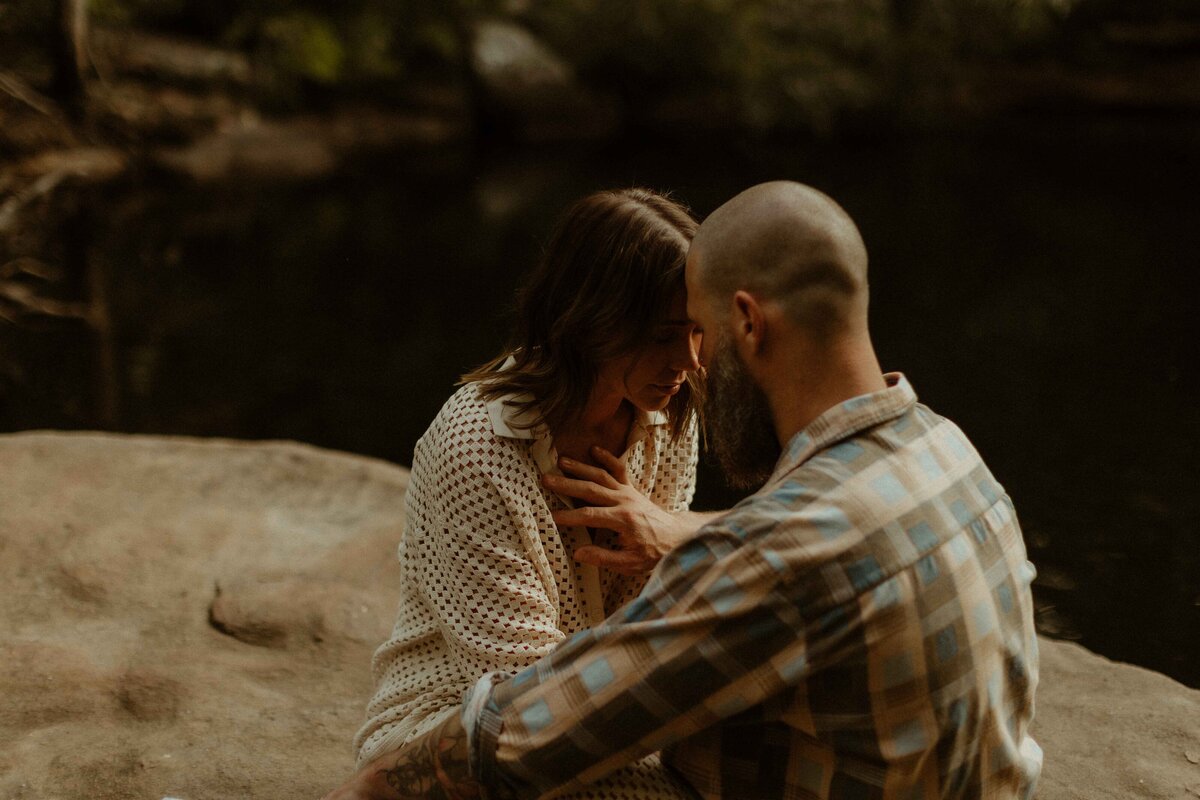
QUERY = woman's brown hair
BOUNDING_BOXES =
[461,187,700,440]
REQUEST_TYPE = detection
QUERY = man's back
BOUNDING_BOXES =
[472,376,1040,800]
[663,376,1041,798]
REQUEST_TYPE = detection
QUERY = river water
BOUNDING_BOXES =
[4,117,1198,686]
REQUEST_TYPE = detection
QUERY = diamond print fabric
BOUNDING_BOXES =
[355,382,698,798]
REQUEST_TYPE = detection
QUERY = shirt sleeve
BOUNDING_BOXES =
[357,424,566,764]
[469,508,822,799]
[422,454,567,675]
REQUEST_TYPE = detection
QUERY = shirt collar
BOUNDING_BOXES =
[486,393,669,441]
[484,354,670,480]
[766,372,917,484]
[486,392,544,440]
[487,391,668,485]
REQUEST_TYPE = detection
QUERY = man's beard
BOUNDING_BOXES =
[704,334,782,491]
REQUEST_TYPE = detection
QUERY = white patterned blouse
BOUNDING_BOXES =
[355,380,699,798]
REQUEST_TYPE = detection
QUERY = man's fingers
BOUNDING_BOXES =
[552,507,621,530]
[543,473,614,505]
[574,545,646,572]
[557,457,619,489]
[590,446,629,484]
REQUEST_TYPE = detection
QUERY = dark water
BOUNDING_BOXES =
[4,119,1198,686]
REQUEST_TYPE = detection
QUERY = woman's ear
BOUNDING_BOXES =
[732,290,766,356]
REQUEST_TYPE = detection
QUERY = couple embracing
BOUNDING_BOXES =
[326,182,1041,800]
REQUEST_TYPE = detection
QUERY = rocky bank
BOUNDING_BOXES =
[0,432,1197,799]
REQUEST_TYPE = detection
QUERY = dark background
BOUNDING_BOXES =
[2,0,1198,687]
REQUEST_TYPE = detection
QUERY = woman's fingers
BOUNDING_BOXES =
[590,446,629,484]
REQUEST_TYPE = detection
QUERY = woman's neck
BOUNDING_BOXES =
[554,395,635,465]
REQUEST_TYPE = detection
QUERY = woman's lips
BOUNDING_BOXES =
[654,383,682,396]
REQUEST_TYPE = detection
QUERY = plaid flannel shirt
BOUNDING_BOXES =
[466,374,1042,799]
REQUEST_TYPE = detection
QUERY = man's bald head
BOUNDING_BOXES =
[691,181,870,339]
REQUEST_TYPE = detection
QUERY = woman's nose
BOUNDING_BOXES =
[671,331,702,372]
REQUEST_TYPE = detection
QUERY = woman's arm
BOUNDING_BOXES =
[356,431,566,766]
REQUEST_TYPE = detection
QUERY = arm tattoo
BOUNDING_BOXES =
[374,713,483,800]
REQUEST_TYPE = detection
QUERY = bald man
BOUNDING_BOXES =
[323,182,1042,800]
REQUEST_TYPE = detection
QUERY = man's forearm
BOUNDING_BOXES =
[672,510,723,545]
[348,713,482,800]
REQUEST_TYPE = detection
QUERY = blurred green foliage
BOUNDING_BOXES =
[258,11,346,84]
[519,0,1069,130]
[4,0,1197,129]
[2,0,483,87]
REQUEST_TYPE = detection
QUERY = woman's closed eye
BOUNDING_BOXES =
[651,329,677,344]
[653,322,701,344]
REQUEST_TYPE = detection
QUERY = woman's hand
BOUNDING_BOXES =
[544,446,696,576]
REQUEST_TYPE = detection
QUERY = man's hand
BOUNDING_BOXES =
[544,446,716,576]
[320,713,481,800]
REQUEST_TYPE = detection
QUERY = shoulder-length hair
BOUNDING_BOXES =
[461,187,701,441]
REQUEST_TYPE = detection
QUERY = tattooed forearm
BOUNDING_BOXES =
[372,713,482,800]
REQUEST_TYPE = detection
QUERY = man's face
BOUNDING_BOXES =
[704,332,782,490]
[684,248,717,368]
[685,247,781,491]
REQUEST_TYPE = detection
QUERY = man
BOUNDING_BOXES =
[325,181,1041,799]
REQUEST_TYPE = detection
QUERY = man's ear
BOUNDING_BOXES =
[731,290,766,356]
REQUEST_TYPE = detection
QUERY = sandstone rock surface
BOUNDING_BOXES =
[0,432,406,799]
[0,432,1197,799]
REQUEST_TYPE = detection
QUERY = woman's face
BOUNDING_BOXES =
[599,289,703,413]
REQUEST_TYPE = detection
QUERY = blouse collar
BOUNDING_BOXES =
[484,354,669,443]
[486,393,668,442]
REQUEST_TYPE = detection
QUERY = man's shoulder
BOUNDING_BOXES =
[794,401,987,490]
[711,404,1001,577]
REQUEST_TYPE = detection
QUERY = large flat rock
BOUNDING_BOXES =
[0,432,1196,798]
[0,432,407,799]
[1033,639,1200,799]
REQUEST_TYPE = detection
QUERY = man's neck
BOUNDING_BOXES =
[763,335,887,445]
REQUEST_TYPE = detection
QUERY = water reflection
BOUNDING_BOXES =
[3,119,1198,686]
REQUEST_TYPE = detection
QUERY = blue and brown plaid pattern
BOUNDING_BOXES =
[470,375,1041,799]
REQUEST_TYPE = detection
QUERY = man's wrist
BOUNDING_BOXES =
[671,510,721,546]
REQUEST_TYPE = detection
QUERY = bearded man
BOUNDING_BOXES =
[323,181,1042,799]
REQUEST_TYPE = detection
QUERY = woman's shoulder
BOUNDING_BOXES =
[424,382,496,446]
[412,382,538,499]
[419,381,541,470]
[437,381,491,419]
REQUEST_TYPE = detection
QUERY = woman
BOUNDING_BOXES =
[354,188,708,797]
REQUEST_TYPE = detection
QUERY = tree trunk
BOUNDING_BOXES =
[50,0,89,114]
